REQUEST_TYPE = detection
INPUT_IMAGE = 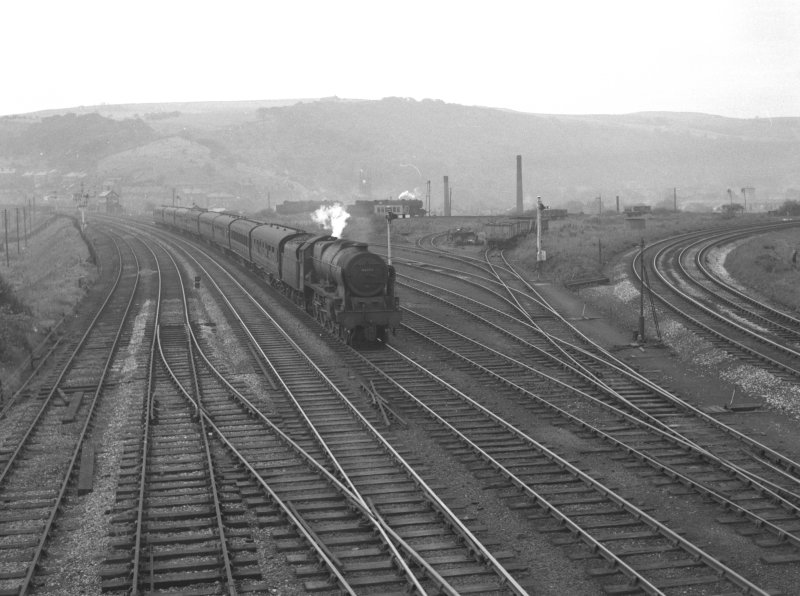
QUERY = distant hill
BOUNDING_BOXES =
[1,97,798,213]
[0,112,155,169]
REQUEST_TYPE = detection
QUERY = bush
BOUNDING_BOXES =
[776,200,800,216]
[0,273,31,359]
[0,273,28,314]
[0,306,31,359]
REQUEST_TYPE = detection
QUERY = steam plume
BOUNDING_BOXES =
[312,203,350,238]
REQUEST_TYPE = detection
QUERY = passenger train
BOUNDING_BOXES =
[154,206,401,346]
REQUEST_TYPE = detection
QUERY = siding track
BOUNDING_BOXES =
[0,231,139,596]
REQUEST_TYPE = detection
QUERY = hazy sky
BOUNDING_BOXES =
[3,0,798,118]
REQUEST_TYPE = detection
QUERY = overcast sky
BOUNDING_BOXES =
[3,0,798,119]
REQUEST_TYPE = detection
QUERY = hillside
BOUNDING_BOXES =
[1,98,799,214]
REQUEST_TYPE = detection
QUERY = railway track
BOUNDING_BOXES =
[0,231,139,596]
[635,222,800,379]
[297,309,778,594]
[14,215,793,594]
[364,237,800,592]
[394,238,800,490]
[170,225,795,593]
[101,235,267,594]
[695,237,800,347]
[390,236,800,478]
[693,231,800,344]
[99,222,532,595]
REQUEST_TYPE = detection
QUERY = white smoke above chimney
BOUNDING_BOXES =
[398,190,416,200]
[312,203,350,238]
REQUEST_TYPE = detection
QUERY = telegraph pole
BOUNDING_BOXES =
[426,180,430,216]
[443,176,449,217]
[638,238,646,342]
[4,210,8,267]
[536,196,547,265]
[75,182,88,231]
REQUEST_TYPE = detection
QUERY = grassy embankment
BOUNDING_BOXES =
[0,215,95,382]
[382,211,769,282]
[725,229,800,313]
[513,212,773,282]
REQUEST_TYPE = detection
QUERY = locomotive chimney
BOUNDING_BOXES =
[516,155,523,215]
[443,175,450,217]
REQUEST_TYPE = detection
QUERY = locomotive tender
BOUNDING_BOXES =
[154,206,401,345]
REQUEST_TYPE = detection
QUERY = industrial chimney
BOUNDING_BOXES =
[516,155,523,215]
[443,175,450,217]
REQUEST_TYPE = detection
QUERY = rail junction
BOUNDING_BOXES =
[1,216,800,595]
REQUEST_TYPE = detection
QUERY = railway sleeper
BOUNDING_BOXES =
[108,530,232,550]
[0,498,53,511]
[141,553,260,575]
[103,567,262,591]
[606,573,733,594]
[308,572,409,589]
[761,552,800,564]
[0,510,51,523]
[104,542,258,565]
[0,522,44,537]
[144,518,223,532]
[590,557,705,578]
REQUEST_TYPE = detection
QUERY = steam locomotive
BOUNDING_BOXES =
[153,206,401,346]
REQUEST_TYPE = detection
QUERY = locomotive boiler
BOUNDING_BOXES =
[307,238,399,343]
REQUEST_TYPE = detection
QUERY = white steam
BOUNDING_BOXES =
[312,203,350,238]
[398,190,416,200]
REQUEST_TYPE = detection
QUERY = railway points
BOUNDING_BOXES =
[2,214,800,595]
